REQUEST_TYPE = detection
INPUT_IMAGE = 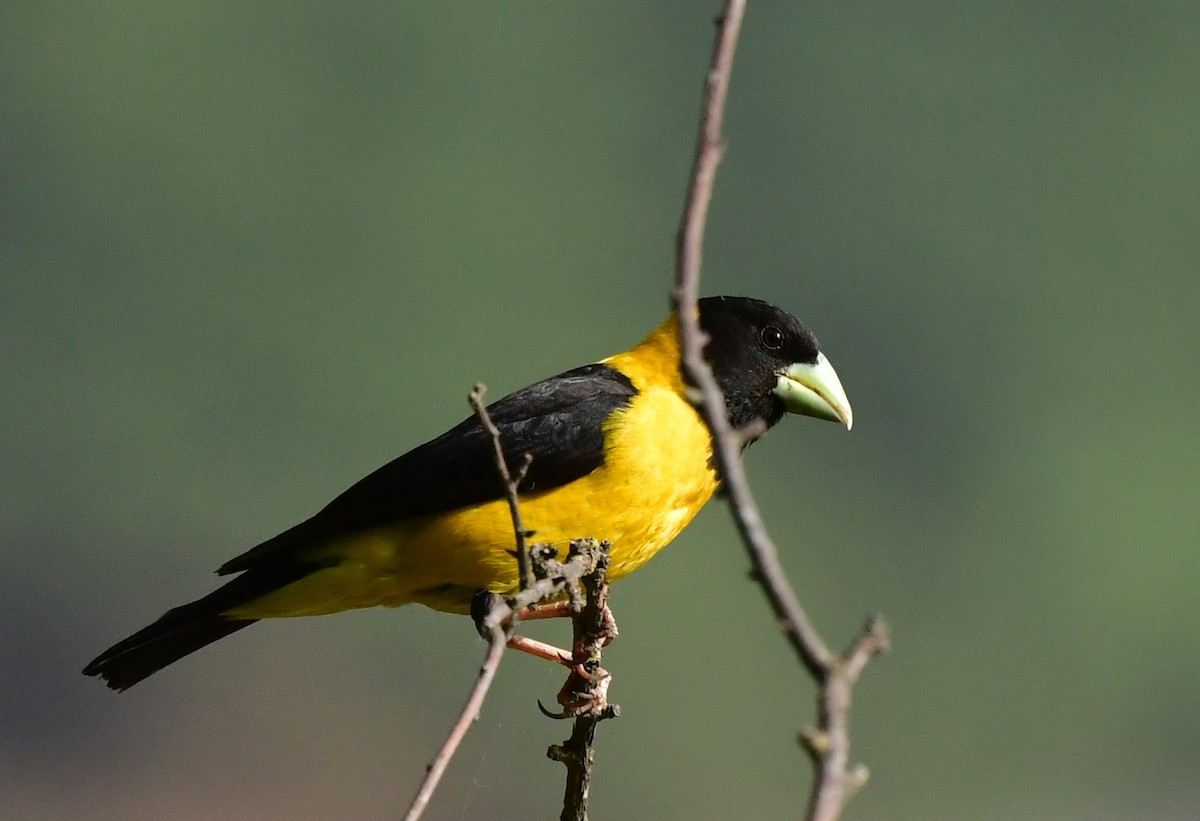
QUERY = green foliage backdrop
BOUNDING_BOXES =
[4,3,1198,819]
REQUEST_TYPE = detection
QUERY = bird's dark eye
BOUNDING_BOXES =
[760,326,785,350]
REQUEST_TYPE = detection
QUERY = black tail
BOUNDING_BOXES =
[83,559,323,691]
[83,609,257,691]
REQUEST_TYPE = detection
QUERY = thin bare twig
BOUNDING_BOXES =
[674,0,835,676]
[401,384,533,821]
[470,383,536,591]
[672,3,889,820]
[401,627,507,821]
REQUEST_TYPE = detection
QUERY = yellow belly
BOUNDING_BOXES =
[228,381,718,618]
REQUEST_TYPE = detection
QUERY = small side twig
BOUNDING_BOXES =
[480,547,595,635]
[401,626,506,821]
[801,616,891,821]
[470,383,536,591]
[401,384,537,821]
[672,3,889,820]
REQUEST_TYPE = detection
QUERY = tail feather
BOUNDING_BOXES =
[83,610,257,691]
[84,559,326,691]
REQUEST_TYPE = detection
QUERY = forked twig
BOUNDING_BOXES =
[401,390,618,821]
[672,3,889,819]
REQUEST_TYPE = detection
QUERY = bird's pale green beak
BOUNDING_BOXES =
[774,353,853,430]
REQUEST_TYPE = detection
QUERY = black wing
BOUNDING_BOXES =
[218,363,636,575]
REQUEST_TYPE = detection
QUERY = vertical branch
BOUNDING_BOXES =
[552,719,601,821]
[674,0,834,676]
[671,3,889,820]
[546,540,619,821]
[674,1,746,315]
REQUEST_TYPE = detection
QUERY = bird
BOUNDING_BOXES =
[83,296,852,691]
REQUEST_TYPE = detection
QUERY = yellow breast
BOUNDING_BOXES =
[230,315,718,618]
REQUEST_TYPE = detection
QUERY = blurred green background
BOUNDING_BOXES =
[4,2,1199,819]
